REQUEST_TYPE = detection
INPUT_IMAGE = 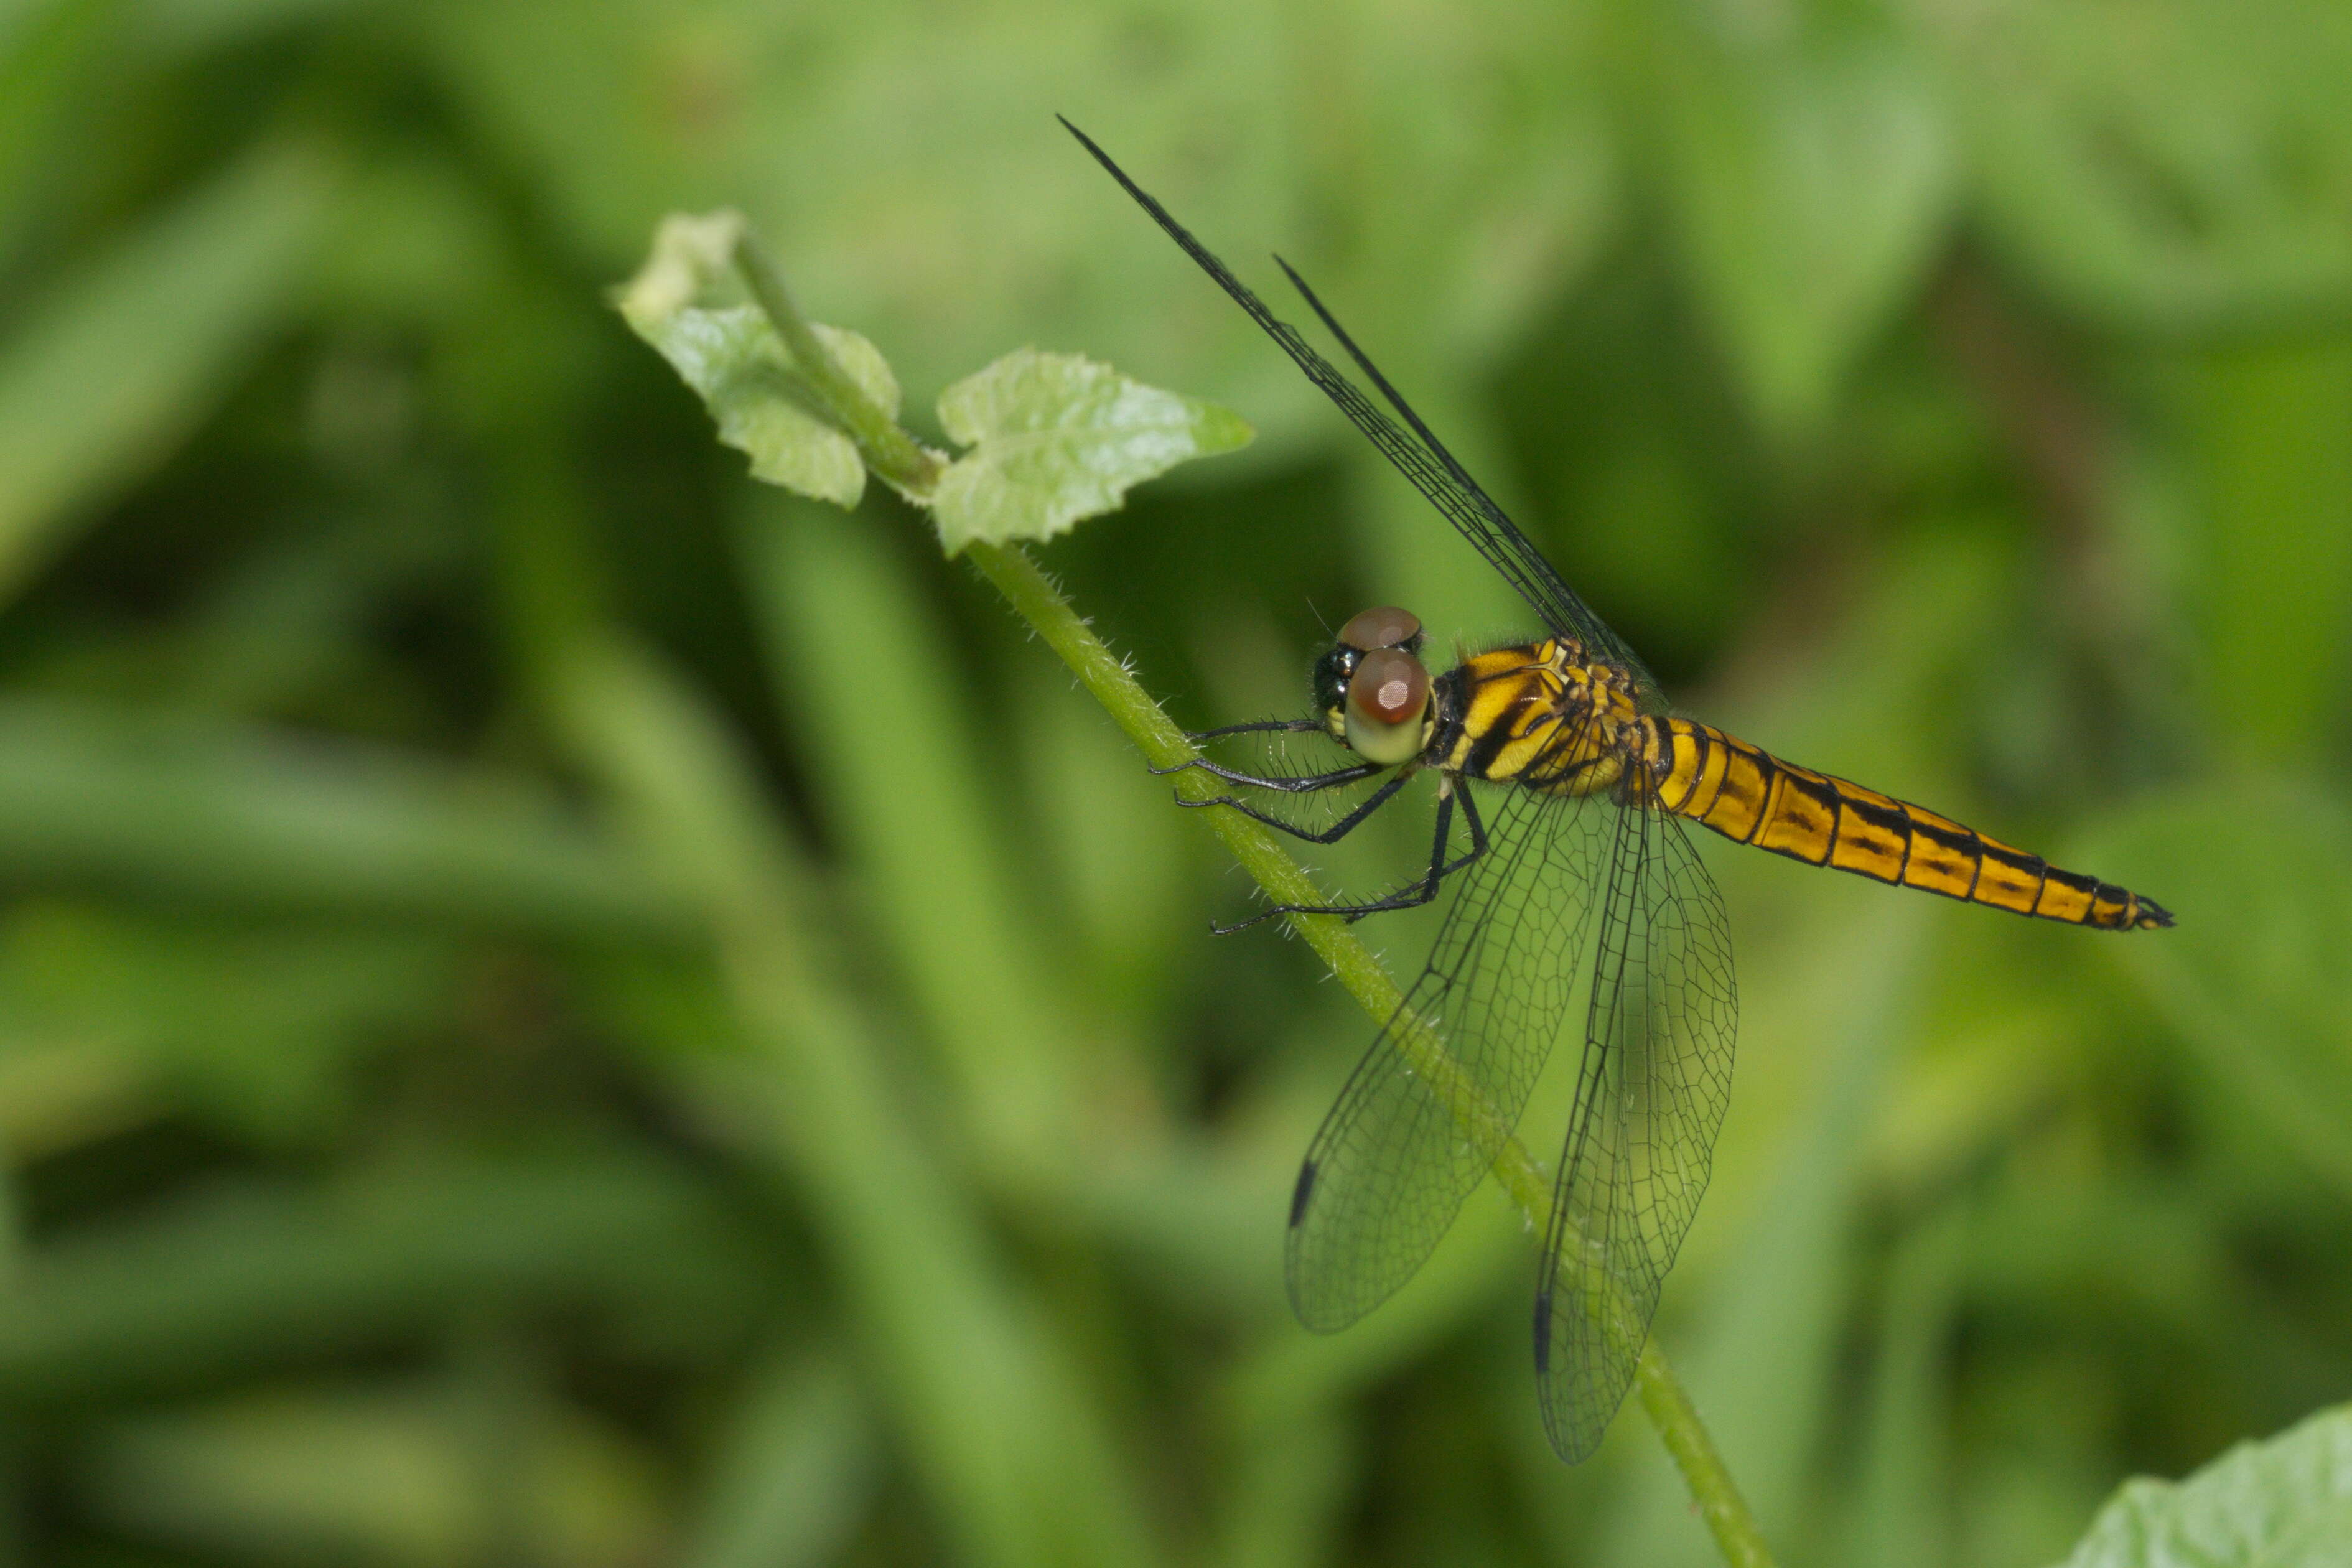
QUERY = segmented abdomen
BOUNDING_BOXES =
[1641,717,2171,931]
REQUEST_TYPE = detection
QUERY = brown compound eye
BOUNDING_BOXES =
[1337,605,1422,652]
[1348,646,1429,725]
[1343,647,1429,765]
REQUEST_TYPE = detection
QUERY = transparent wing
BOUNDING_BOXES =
[1060,118,1664,711]
[1534,793,1737,1463]
[1286,782,1617,1332]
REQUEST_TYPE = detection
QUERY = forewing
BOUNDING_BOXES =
[1059,119,1663,709]
[1534,800,1736,1463]
[1287,783,1616,1332]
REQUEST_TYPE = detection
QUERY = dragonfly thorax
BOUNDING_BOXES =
[1440,639,1645,797]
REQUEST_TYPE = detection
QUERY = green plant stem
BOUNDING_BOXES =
[1636,1342,1773,1568]
[730,230,1774,1568]
[731,233,945,497]
[968,541,1773,1568]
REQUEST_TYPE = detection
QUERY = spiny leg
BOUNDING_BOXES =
[1215,785,1490,935]
[1186,768,1412,845]
[1172,717,1325,747]
[1156,754,1386,795]
[1150,719,1327,776]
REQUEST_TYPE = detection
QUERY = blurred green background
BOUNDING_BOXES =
[1,0,2348,1564]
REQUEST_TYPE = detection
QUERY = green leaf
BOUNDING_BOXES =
[623,301,898,510]
[612,208,746,328]
[616,212,904,508]
[2051,1403,2352,1568]
[930,348,1251,553]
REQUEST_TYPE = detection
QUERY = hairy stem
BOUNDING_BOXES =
[732,231,945,498]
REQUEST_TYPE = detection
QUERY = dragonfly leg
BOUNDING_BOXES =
[1190,716,1325,742]
[1211,784,1489,934]
[1164,757,1389,794]
[1185,767,1410,844]
[1149,718,1324,774]
[1366,783,1490,914]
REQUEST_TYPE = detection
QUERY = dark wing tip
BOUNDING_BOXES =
[1058,117,1132,193]
[1288,1159,1318,1228]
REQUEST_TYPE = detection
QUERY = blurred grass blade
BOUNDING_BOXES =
[679,1342,877,1568]
[1006,651,1189,1017]
[1630,1,1955,439]
[2177,338,2352,768]
[0,696,690,940]
[0,138,333,604]
[0,905,453,1150]
[2080,785,2352,1198]
[1837,1203,1965,1568]
[1602,901,1926,1568]
[738,495,1085,1183]
[73,1379,666,1568]
[0,0,112,267]
[932,348,1252,551]
[1211,1411,1354,1568]
[551,632,1164,1568]
[2051,1402,2352,1568]
[0,1150,780,1405]
[138,0,376,56]
[1944,1,2352,332]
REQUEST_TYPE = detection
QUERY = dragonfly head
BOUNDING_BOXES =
[1315,607,1434,767]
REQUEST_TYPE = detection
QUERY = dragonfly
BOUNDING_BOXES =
[1062,118,2174,1464]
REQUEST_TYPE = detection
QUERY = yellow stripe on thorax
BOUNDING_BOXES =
[1445,642,1632,794]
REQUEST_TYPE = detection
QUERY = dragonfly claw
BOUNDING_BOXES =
[1173,792,1233,811]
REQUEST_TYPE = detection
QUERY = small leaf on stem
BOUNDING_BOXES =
[931,348,1251,553]
[616,211,905,509]
[625,304,898,509]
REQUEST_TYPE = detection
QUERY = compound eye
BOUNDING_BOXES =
[1338,606,1423,652]
[1344,647,1430,765]
[1348,648,1428,724]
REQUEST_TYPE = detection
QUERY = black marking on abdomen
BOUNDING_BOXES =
[1900,817,1990,905]
[1783,773,1842,866]
[2043,867,2100,901]
[1838,793,1908,841]
[1835,794,1909,884]
[1738,750,1781,844]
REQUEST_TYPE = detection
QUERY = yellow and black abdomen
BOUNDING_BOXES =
[1641,717,2171,931]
